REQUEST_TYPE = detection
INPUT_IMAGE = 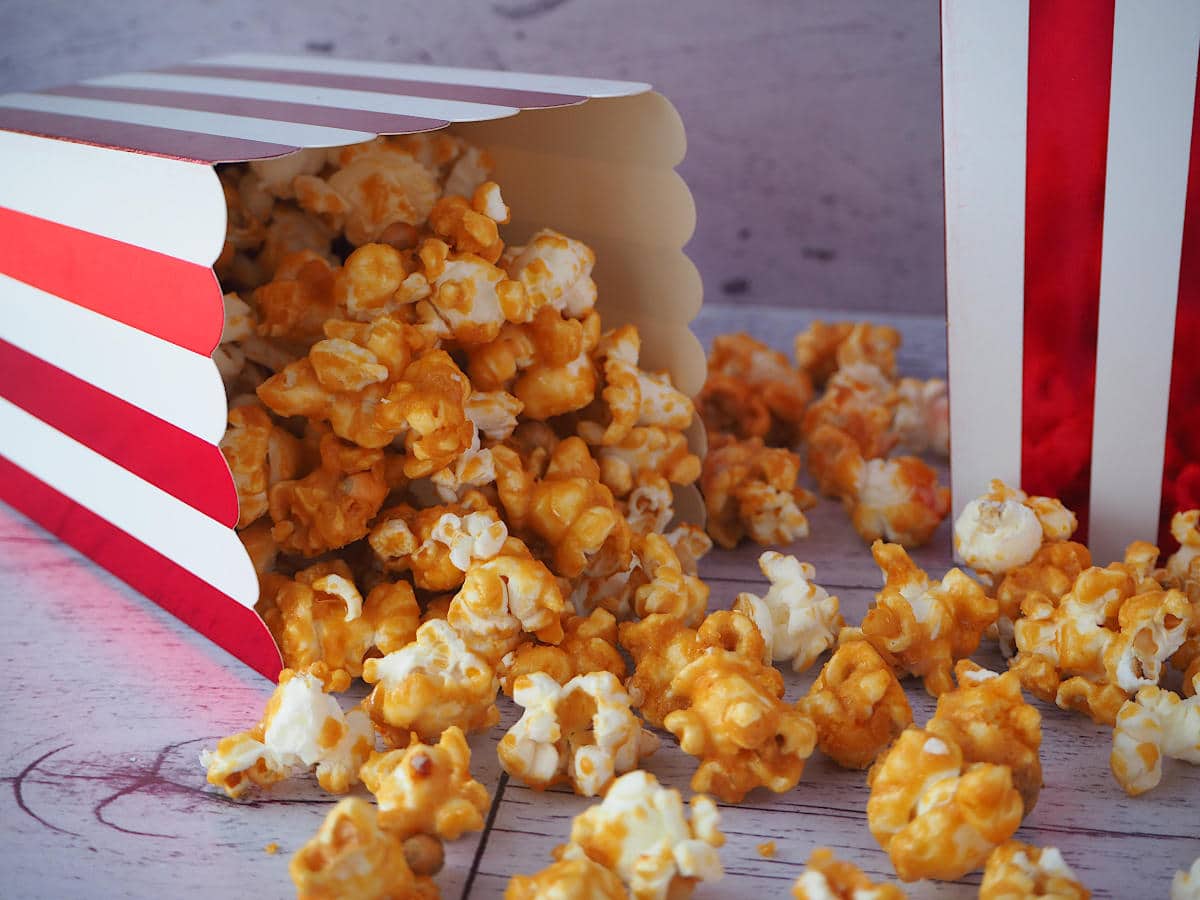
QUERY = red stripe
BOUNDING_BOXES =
[1021,0,1116,542]
[0,456,280,680]
[0,106,296,163]
[0,206,223,354]
[0,338,238,527]
[1160,53,1200,549]
[163,63,587,110]
[43,84,449,136]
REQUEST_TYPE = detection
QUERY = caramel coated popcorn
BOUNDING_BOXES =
[620,610,763,729]
[860,542,997,696]
[506,857,629,900]
[800,639,911,769]
[201,669,373,798]
[807,425,950,548]
[362,619,500,746]
[663,617,817,802]
[794,321,901,387]
[927,660,1043,813]
[359,726,489,840]
[499,670,658,796]
[732,551,842,672]
[558,770,724,900]
[446,551,566,664]
[701,437,815,548]
[290,797,438,900]
[1011,560,1192,724]
[866,728,1023,882]
[979,841,1090,900]
[791,848,906,900]
[892,377,949,457]
[698,333,813,445]
[258,561,420,679]
[994,540,1092,657]
[1110,676,1199,796]
[498,608,627,696]
[802,362,898,461]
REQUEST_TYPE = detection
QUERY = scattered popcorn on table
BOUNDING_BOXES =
[359,726,489,840]
[860,541,997,696]
[1010,557,1192,725]
[807,424,950,548]
[620,609,762,729]
[698,332,813,445]
[499,670,658,796]
[732,551,842,672]
[362,619,500,746]
[1110,673,1200,796]
[892,377,949,457]
[206,136,1190,899]
[794,321,901,387]
[979,841,1090,900]
[866,728,1023,882]
[289,797,439,900]
[201,668,374,798]
[700,437,815,548]
[799,639,911,769]
[791,847,906,900]
[663,615,817,802]
[557,770,724,900]
[505,857,630,900]
[926,660,1043,813]
[803,362,898,461]
[994,540,1092,657]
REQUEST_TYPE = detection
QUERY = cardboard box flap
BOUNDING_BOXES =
[0,54,650,164]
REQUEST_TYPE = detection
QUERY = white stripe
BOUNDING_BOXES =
[0,92,374,148]
[0,274,226,445]
[1089,0,1200,563]
[0,397,257,607]
[941,0,1030,531]
[86,72,519,123]
[198,52,650,99]
[0,131,223,266]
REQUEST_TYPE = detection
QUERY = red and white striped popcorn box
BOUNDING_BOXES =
[0,54,705,679]
[942,1,1200,564]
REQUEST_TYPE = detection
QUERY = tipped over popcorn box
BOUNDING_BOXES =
[0,54,706,679]
[942,2,1200,563]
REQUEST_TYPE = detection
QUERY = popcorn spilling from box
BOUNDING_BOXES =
[193,130,1200,898]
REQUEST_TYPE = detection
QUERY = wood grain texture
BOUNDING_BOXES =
[0,0,946,316]
[1,308,1195,899]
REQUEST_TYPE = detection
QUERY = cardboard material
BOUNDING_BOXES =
[0,54,706,679]
[942,0,1200,563]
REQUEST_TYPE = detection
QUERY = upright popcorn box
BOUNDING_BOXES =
[942,1,1200,563]
[0,54,706,678]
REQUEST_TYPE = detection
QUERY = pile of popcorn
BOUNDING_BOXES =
[200,133,1198,898]
[697,323,951,551]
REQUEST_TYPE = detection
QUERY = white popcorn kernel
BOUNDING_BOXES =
[954,497,1044,577]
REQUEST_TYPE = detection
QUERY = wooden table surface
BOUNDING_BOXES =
[1,305,1196,899]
